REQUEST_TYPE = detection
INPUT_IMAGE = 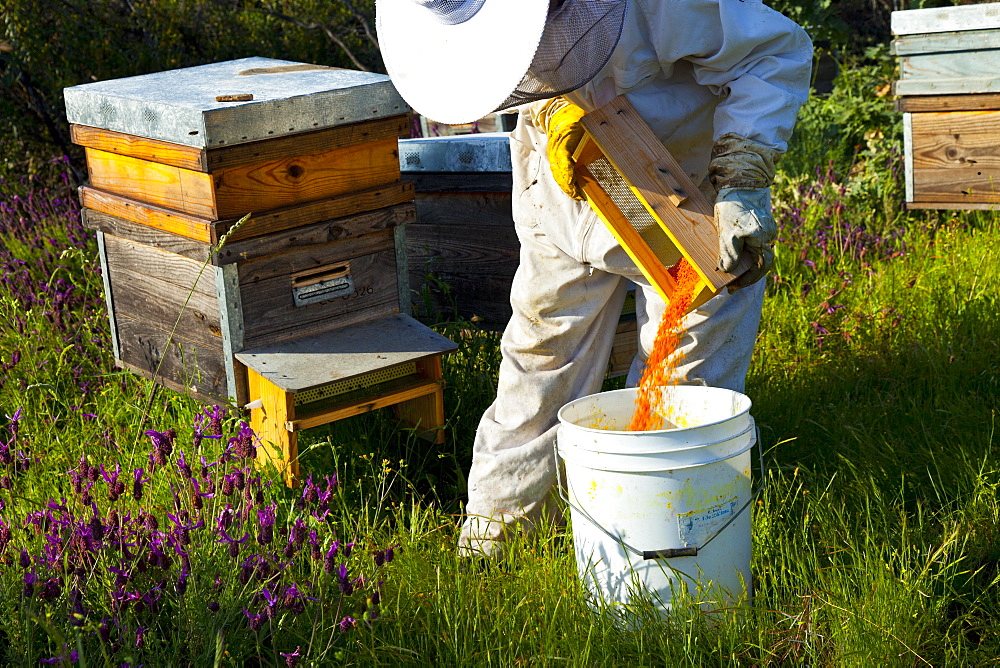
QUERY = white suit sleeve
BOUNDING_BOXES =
[638,0,813,151]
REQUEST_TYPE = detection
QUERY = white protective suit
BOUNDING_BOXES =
[459,0,813,556]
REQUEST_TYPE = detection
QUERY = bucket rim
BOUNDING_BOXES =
[557,386,753,436]
[557,421,756,458]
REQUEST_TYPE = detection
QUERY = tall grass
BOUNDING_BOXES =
[1,75,999,663]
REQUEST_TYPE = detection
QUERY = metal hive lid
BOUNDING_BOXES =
[64,57,409,149]
[399,133,512,173]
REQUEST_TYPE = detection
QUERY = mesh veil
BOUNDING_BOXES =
[496,0,627,111]
[413,0,488,25]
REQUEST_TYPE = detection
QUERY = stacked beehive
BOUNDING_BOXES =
[892,3,1000,210]
[65,57,456,484]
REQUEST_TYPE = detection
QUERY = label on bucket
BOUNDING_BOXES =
[677,497,739,548]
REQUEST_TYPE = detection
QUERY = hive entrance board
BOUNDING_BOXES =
[236,313,457,485]
[574,96,752,308]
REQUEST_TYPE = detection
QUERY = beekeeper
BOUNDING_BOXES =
[377,0,812,557]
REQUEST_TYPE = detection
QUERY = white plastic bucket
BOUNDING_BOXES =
[556,385,756,616]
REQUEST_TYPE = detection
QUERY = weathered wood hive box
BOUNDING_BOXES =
[400,132,639,378]
[892,3,1000,210]
[400,133,518,329]
[64,58,438,407]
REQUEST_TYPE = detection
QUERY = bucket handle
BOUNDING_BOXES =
[555,425,766,561]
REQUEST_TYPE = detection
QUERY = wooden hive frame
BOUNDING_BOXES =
[574,96,750,308]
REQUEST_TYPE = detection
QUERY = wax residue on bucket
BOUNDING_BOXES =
[628,259,700,432]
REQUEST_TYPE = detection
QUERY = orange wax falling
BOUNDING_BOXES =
[627,258,701,432]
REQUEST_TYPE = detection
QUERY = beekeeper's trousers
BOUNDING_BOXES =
[457,129,766,557]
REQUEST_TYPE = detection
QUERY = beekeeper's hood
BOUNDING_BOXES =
[376,0,627,124]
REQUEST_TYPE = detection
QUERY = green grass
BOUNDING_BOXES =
[2,93,1000,665]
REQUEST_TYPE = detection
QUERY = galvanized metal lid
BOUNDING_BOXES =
[399,133,512,173]
[64,57,409,148]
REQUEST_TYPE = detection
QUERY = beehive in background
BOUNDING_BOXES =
[400,131,640,378]
[892,3,1000,210]
[64,58,436,407]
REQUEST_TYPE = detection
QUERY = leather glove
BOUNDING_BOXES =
[708,133,782,288]
[715,187,777,288]
[532,96,587,200]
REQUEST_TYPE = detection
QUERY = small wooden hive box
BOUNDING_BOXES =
[892,3,1000,210]
[65,58,457,483]
[574,96,750,308]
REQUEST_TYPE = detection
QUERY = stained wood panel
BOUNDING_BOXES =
[103,235,217,296]
[403,172,513,193]
[896,93,1000,113]
[82,208,212,262]
[116,315,228,401]
[72,125,207,171]
[218,202,414,265]
[85,139,401,220]
[85,148,217,219]
[213,182,413,244]
[72,116,410,173]
[81,183,414,245]
[407,193,519,328]
[910,110,1000,202]
[237,228,395,283]
[80,186,214,242]
[108,266,223,349]
[211,138,401,218]
[239,246,399,349]
[205,115,409,170]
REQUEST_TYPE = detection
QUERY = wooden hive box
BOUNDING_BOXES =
[399,130,641,378]
[64,58,434,407]
[892,3,1000,210]
[574,96,750,308]
[400,133,519,329]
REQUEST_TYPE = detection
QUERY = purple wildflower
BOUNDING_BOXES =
[257,502,276,545]
[229,421,257,459]
[324,541,340,574]
[193,405,225,448]
[133,468,149,501]
[218,529,249,558]
[337,564,353,595]
[208,601,220,612]
[292,518,307,548]
[243,608,265,631]
[280,647,302,667]
[199,455,216,479]
[308,531,321,561]
[176,450,193,480]
[339,616,357,632]
[176,567,189,595]
[146,428,175,466]
[101,464,125,502]
[281,583,310,614]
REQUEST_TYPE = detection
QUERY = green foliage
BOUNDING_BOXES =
[780,46,902,185]
[765,0,981,56]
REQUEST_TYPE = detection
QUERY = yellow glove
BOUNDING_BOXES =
[535,97,587,200]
